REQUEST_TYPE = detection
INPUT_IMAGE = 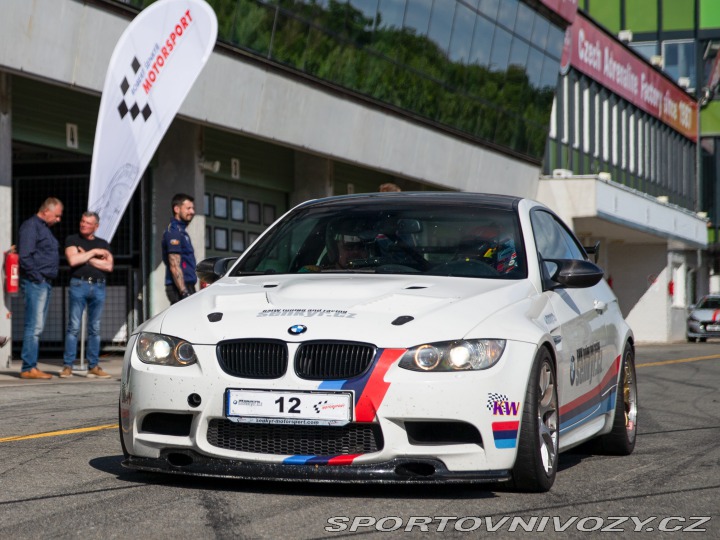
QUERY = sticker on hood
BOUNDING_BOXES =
[257,308,357,318]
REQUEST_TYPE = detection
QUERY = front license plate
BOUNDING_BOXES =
[225,389,353,426]
[707,324,720,331]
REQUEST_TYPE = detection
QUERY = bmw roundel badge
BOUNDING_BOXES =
[288,324,307,335]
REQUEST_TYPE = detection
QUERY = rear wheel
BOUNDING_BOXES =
[598,343,638,455]
[510,348,558,492]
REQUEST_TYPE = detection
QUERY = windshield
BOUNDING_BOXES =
[697,297,720,309]
[232,200,526,279]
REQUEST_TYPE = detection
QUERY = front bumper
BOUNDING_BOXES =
[122,452,510,484]
[687,320,720,339]
[120,338,538,479]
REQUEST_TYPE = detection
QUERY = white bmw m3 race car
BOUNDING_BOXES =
[120,192,637,491]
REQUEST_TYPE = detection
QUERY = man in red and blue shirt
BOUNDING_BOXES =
[161,193,197,304]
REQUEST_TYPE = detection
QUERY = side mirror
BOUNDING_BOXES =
[547,259,604,288]
[196,257,237,285]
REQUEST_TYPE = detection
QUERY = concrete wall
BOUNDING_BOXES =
[150,120,205,315]
[610,243,669,342]
[185,52,542,196]
[291,154,333,208]
[604,246,692,343]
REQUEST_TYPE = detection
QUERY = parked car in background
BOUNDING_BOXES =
[119,192,637,492]
[686,294,720,342]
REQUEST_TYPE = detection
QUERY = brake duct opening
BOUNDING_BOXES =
[166,452,194,467]
[394,462,436,477]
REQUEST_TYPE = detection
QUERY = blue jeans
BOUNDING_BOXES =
[20,278,52,372]
[63,278,106,369]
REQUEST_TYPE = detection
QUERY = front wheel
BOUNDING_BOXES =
[597,342,638,455]
[509,348,559,492]
[119,401,130,459]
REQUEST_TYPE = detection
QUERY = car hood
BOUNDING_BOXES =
[151,274,539,347]
[689,307,720,320]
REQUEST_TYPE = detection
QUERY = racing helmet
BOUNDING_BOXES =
[325,220,374,266]
[458,224,517,274]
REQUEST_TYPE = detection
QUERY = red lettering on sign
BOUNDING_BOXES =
[142,9,194,95]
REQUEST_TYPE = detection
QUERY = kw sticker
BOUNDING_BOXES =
[487,393,520,416]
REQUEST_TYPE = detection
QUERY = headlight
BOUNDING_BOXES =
[399,339,506,372]
[136,332,198,366]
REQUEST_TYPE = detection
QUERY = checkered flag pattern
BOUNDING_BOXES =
[313,401,328,414]
[117,57,153,121]
[487,392,509,411]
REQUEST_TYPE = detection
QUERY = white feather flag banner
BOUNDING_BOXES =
[88,0,217,241]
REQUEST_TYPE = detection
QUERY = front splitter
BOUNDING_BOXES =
[123,451,511,484]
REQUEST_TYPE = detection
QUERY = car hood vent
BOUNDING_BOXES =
[295,341,376,380]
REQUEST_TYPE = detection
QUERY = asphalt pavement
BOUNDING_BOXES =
[0,340,718,538]
[0,353,124,385]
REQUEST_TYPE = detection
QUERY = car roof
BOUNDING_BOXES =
[296,192,525,211]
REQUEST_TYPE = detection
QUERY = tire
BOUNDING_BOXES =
[509,348,559,492]
[699,337,707,343]
[597,342,638,455]
[687,336,696,343]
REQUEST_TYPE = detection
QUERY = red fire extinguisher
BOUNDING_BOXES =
[4,246,19,294]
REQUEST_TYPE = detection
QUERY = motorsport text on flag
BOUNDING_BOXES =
[88,0,217,241]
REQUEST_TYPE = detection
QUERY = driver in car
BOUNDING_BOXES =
[298,232,370,272]
[335,234,368,269]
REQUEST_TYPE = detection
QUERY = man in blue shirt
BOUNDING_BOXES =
[161,193,197,304]
[17,197,63,379]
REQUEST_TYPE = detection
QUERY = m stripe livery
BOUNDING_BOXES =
[284,348,404,465]
[559,356,620,431]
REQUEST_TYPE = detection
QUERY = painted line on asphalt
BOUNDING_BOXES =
[637,353,720,368]
[0,423,118,443]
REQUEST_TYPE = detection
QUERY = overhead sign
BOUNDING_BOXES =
[561,13,696,141]
[88,0,217,241]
